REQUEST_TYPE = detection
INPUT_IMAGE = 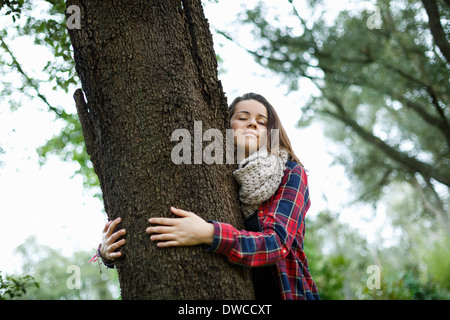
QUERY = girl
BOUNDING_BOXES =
[98,93,319,300]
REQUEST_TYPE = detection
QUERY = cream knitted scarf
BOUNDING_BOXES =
[233,147,289,219]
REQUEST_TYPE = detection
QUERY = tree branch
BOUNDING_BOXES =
[403,99,450,149]
[349,167,393,204]
[321,95,450,187]
[376,59,447,123]
[306,53,450,149]
[0,36,67,118]
[421,0,450,64]
[410,175,449,230]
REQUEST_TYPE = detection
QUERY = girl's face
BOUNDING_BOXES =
[230,99,268,158]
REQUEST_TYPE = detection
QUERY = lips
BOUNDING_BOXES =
[243,130,258,138]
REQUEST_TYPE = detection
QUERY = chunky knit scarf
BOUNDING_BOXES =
[233,147,289,219]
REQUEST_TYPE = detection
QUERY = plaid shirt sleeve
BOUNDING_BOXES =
[207,163,310,268]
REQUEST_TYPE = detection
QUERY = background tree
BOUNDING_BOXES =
[13,236,119,300]
[0,0,95,191]
[303,210,372,300]
[0,271,39,300]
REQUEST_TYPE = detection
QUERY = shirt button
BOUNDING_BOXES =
[282,249,287,254]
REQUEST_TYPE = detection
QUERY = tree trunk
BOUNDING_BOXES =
[66,0,254,299]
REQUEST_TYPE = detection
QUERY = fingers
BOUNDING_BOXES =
[103,220,112,233]
[155,240,179,248]
[148,207,192,225]
[108,238,126,252]
[170,206,192,217]
[147,226,180,247]
[102,236,125,260]
[150,232,177,242]
[110,228,126,243]
[108,251,123,259]
[101,217,125,260]
[146,225,174,235]
[147,206,195,248]
[106,217,122,237]
[104,217,126,245]
[148,217,178,226]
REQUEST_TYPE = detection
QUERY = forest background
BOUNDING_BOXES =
[0,0,448,300]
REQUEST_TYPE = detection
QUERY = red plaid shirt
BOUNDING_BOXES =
[207,161,319,300]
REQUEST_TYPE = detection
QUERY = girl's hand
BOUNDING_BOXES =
[100,217,126,260]
[146,207,214,247]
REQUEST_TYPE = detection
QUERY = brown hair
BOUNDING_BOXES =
[228,93,303,166]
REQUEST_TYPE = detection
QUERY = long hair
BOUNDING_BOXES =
[228,93,303,166]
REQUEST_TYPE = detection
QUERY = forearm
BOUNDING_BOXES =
[206,221,288,267]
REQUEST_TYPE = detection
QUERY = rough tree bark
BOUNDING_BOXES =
[66,0,254,299]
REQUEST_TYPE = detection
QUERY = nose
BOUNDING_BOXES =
[247,118,257,129]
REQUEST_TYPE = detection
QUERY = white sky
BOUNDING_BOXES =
[0,0,391,274]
